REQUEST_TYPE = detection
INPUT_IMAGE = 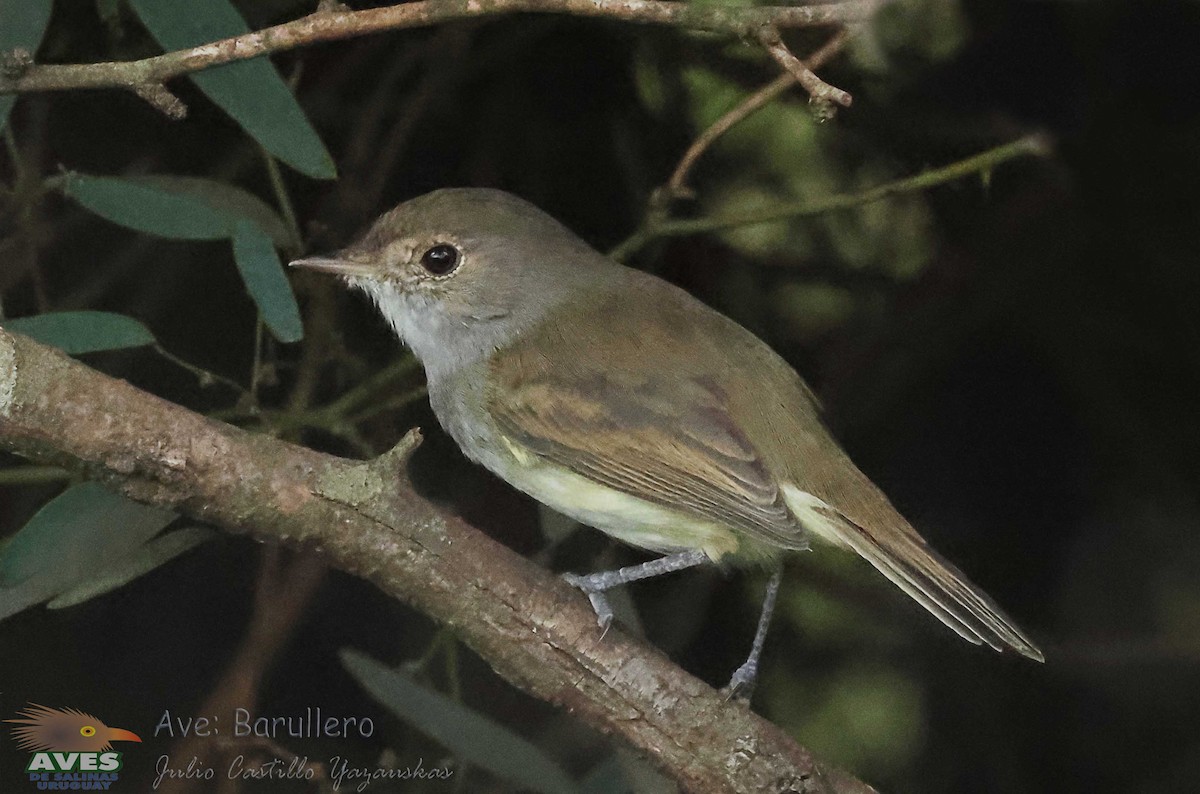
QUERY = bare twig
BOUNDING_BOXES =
[612,134,1054,261]
[131,82,187,120]
[758,27,853,117]
[0,464,70,485]
[665,28,852,199]
[0,0,881,116]
[0,329,876,794]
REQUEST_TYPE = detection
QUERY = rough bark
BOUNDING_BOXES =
[0,328,875,794]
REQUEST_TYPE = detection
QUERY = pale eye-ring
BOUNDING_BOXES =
[419,243,461,276]
[80,726,96,737]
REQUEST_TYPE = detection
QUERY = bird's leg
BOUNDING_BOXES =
[563,549,709,631]
[723,566,783,702]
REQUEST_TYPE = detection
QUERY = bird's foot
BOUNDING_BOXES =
[562,572,615,635]
[722,659,758,703]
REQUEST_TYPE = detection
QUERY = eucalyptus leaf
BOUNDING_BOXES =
[6,311,156,354]
[0,485,177,623]
[47,527,215,609]
[65,173,235,240]
[0,566,81,623]
[0,483,176,588]
[126,175,293,248]
[341,649,579,794]
[126,0,336,179]
[64,172,292,246]
[232,220,304,343]
[0,0,54,132]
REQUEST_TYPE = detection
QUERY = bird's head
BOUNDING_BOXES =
[6,704,142,752]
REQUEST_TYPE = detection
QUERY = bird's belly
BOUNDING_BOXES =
[487,438,741,560]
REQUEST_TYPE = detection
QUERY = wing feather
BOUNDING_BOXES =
[487,367,808,550]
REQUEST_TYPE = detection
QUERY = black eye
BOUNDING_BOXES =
[420,243,461,275]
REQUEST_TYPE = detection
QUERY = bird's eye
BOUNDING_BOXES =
[80,726,96,737]
[419,243,461,276]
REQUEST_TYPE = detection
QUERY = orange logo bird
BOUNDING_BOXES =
[5,704,142,752]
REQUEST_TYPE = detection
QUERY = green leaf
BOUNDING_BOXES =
[126,0,336,179]
[0,0,54,132]
[0,484,177,622]
[126,175,293,248]
[47,527,214,609]
[64,172,292,245]
[6,311,156,354]
[341,649,579,794]
[61,174,304,341]
[0,483,176,587]
[232,220,303,343]
[580,756,632,794]
[65,173,235,240]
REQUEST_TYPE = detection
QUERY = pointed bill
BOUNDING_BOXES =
[289,257,378,277]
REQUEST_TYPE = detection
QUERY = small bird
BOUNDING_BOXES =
[292,188,1043,693]
[6,704,142,752]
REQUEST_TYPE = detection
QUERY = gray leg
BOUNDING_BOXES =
[564,549,709,631]
[724,566,783,701]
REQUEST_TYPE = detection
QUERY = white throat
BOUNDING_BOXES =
[354,278,512,381]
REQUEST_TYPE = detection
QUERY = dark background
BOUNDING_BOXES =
[1,0,1198,791]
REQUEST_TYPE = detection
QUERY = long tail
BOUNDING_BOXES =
[784,486,1044,662]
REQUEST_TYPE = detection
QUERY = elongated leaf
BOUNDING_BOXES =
[0,0,54,132]
[126,175,293,248]
[7,311,156,354]
[0,485,177,623]
[232,220,303,343]
[65,172,292,247]
[0,483,176,588]
[127,0,336,179]
[341,649,579,794]
[0,565,81,623]
[65,173,235,240]
[48,527,214,609]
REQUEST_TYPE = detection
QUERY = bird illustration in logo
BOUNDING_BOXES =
[5,704,142,752]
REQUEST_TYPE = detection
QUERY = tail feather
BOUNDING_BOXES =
[784,486,1044,662]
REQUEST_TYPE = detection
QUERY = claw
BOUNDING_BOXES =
[563,572,615,636]
[722,660,758,703]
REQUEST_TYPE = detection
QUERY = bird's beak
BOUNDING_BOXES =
[106,728,142,743]
[289,257,378,278]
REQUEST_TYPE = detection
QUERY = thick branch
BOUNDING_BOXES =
[0,0,881,98]
[0,329,875,794]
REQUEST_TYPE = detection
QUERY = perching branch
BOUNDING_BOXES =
[0,329,876,794]
[0,0,882,117]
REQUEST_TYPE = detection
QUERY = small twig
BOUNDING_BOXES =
[3,126,26,185]
[263,151,304,254]
[611,134,1053,260]
[321,356,422,418]
[0,465,71,485]
[249,318,266,403]
[346,385,428,425]
[131,82,187,120]
[758,26,852,118]
[0,0,882,113]
[665,28,852,199]
[152,343,251,401]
